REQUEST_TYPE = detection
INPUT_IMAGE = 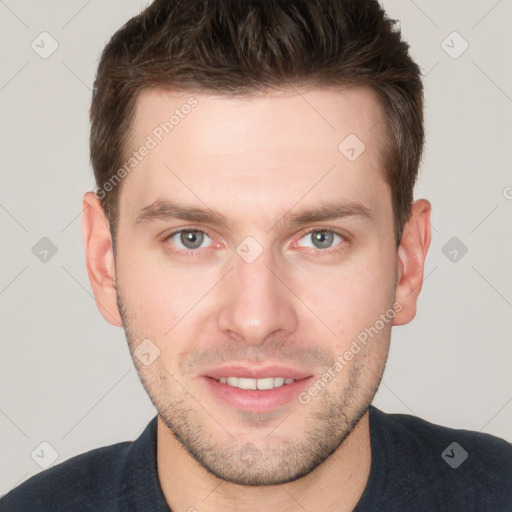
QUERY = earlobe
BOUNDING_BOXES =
[81,191,123,327]
[393,199,432,326]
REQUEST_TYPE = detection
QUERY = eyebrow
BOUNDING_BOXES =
[135,198,374,231]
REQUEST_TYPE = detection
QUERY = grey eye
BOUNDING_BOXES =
[312,231,334,249]
[300,230,343,250]
[181,230,204,249]
[168,230,212,250]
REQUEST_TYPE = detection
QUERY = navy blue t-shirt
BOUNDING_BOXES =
[1,406,511,511]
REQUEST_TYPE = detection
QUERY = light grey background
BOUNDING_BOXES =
[1,0,511,496]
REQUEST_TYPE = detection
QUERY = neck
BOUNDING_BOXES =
[156,411,371,512]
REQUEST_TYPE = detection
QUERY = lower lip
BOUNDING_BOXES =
[202,376,314,413]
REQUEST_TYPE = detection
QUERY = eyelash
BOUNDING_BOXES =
[163,227,348,258]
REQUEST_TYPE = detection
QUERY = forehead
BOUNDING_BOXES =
[120,86,390,227]
[130,86,385,153]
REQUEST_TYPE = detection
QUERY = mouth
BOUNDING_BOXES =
[201,365,314,413]
[215,376,295,390]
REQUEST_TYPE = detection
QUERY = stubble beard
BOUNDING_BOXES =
[116,290,388,486]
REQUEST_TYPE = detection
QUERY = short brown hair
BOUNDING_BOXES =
[90,0,424,247]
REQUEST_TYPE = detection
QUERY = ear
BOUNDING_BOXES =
[393,199,432,326]
[81,191,123,327]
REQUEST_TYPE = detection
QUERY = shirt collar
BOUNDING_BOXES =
[119,415,171,511]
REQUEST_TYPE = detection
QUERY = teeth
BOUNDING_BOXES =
[217,377,295,390]
[273,377,285,387]
[256,378,274,390]
[238,377,257,390]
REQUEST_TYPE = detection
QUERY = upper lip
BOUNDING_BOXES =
[203,364,312,380]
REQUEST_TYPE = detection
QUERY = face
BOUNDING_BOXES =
[101,87,404,485]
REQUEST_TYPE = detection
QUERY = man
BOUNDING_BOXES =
[1,0,511,510]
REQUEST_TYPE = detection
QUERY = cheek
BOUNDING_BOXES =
[116,247,173,330]
[118,248,218,342]
[301,252,395,345]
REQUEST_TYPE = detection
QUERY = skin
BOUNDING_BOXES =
[82,86,431,511]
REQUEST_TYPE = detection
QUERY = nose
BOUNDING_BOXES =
[216,246,299,346]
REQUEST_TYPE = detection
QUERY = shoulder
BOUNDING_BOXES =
[369,406,512,508]
[374,406,512,469]
[0,440,132,512]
